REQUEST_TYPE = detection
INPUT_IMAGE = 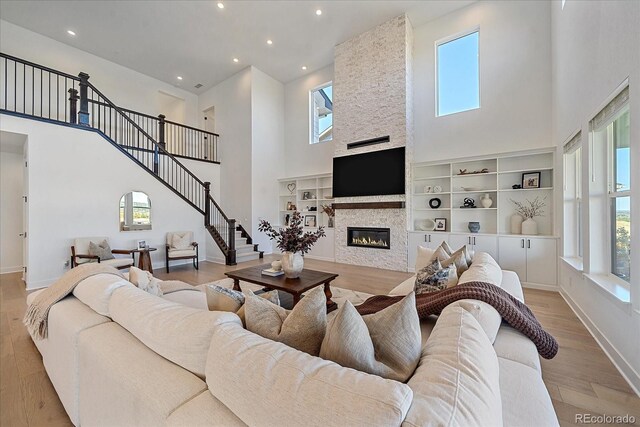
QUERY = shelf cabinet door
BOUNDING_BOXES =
[471,235,498,260]
[448,233,472,253]
[498,236,527,283]
[525,238,557,286]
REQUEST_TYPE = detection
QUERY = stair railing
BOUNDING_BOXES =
[0,52,238,263]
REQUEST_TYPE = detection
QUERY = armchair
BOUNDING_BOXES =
[165,231,199,273]
[70,237,134,270]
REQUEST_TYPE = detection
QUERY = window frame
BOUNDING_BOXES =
[309,81,333,145]
[606,106,631,283]
[563,140,583,261]
[435,27,481,117]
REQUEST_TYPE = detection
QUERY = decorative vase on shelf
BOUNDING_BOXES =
[510,214,523,234]
[282,251,304,278]
[481,194,493,208]
[328,217,334,228]
[521,218,538,235]
[468,221,481,233]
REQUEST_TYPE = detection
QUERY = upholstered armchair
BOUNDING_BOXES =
[165,231,199,273]
[70,237,134,270]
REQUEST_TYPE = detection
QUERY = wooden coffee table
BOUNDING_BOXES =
[225,264,338,312]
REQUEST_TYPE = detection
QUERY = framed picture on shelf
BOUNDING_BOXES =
[137,240,147,250]
[522,172,541,189]
[304,215,316,228]
[302,191,312,200]
[434,218,447,231]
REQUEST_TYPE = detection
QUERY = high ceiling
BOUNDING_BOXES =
[0,1,473,94]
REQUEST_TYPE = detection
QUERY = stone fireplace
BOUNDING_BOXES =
[347,227,391,249]
[332,14,413,271]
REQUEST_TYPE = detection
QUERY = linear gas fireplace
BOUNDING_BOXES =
[347,227,390,249]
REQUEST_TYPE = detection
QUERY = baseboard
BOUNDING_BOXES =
[559,289,640,396]
[1,266,23,274]
[206,255,226,265]
[25,277,57,290]
[522,282,558,292]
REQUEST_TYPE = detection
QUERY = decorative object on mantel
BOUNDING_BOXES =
[433,185,443,193]
[434,218,447,232]
[480,193,493,208]
[258,212,326,278]
[321,204,335,228]
[287,182,296,195]
[522,172,541,189]
[510,197,546,235]
[416,219,436,231]
[428,198,442,209]
[460,198,476,209]
[512,184,522,189]
[458,168,490,175]
[510,214,523,234]
[468,222,481,233]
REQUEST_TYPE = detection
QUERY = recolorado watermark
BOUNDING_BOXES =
[576,414,636,424]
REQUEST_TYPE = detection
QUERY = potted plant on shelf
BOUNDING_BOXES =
[321,204,335,228]
[510,197,546,235]
[258,211,326,278]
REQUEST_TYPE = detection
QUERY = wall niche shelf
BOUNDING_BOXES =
[411,148,556,236]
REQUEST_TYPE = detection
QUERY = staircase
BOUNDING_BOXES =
[0,53,262,265]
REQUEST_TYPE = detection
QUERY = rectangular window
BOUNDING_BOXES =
[609,109,630,282]
[436,30,480,117]
[310,83,333,144]
[563,137,583,260]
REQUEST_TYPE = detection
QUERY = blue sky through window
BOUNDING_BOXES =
[437,31,479,116]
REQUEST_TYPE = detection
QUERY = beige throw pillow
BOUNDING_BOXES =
[128,266,163,296]
[245,286,327,356]
[88,239,115,260]
[320,292,421,382]
[415,246,436,271]
[432,246,470,278]
[205,285,245,312]
[172,232,192,250]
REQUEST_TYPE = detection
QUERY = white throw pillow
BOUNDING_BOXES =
[72,273,132,316]
[459,252,503,287]
[172,232,192,250]
[415,246,436,271]
[128,266,163,296]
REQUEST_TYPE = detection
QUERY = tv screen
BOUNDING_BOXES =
[333,147,405,197]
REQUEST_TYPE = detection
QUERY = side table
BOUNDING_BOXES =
[131,247,157,273]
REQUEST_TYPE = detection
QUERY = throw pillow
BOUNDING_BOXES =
[128,266,163,296]
[440,240,454,255]
[415,246,436,271]
[236,291,279,324]
[320,292,421,382]
[88,239,115,260]
[432,246,470,278]
[414,259,457,294]
[245,286,327,356]
[172,232,192,250]
[204,284,280,325]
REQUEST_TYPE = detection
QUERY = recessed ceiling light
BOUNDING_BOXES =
[217,2,224,9]
[233,58,239,63]
[302,66,307,70]
[177,76,183,80]
[267,39,273,45]
[315,9,322,16]
[67,30,76,36]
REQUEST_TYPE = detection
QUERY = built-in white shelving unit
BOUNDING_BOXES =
[411,149,556,236]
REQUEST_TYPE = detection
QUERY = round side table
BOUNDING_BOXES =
[131,247,157,273]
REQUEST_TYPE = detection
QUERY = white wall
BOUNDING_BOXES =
[283,64,334,178]
[0,145,24,274]
[0,115,221,289]
[250,67,285,253]
[413,1,553,162]
[0,20,200,126]
[198,68,253,229]
[552,0,640,393]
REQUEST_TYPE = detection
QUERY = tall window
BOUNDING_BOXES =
[563,134,583,260]
[310,83,333,144]
[436,30,480,116]
[590,86,630,284]
[609,109,631,282]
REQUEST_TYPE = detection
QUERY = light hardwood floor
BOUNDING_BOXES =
[1,256,638,427]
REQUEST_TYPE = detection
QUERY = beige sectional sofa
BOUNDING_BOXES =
[27,254,558,427]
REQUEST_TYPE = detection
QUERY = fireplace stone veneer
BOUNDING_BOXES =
[347,227,391,249]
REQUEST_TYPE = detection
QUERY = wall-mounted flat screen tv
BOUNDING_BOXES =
[332,147,405,197]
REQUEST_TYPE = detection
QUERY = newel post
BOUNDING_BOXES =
[227,219,237,264]
[68,88,79,124]
[204,182,211,226]
[158,114,166,150]
[77,72,90,126]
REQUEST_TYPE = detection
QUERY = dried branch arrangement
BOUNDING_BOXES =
[510,197,546,219]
